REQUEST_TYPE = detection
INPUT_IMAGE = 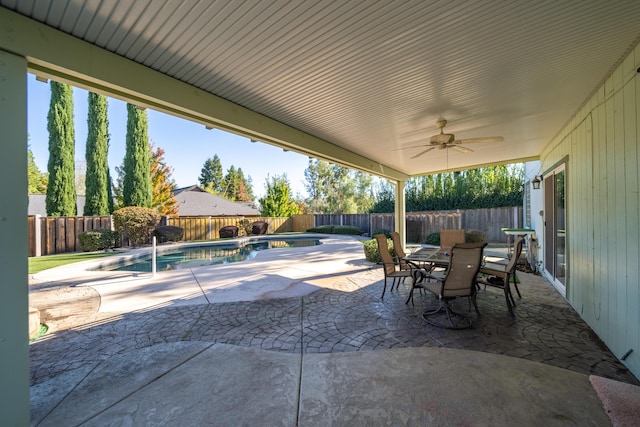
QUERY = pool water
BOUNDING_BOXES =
[96,238,323,272]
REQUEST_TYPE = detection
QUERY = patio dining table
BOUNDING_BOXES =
[405,248,451,271]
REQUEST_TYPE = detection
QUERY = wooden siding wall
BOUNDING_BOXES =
[538,42,639,378]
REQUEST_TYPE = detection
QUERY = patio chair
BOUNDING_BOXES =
[440,229,465,254]
[374,234,421,299]
[477,236,524,319]
[390,231,410,271]
[419,242,487,329]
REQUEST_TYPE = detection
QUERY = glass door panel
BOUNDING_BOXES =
[544,165,566,295]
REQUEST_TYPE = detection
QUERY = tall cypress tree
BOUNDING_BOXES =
[123,104,152,207]
[46,81,77,216]
[84,92,111,215]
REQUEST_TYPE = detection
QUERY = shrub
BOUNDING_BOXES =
[363,237,393,263]
[78,228,119,252]
[112,206,160,247]
[372,228,391,238]
[306,225,335,233]
[425,232,440,245]
[465,229,486,243]
[332,225,363,235]
[236,219,252,236]
[153,225,184,243]
[307,224,363,235]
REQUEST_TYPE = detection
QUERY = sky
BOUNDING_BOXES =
[26,74,311,199]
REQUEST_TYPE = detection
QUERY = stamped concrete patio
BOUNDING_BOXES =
[29,235,639,426]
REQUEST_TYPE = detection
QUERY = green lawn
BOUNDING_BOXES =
[29,252,121,274]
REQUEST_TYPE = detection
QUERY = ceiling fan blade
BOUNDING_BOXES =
[411,147,435,159]
[455,136,504,144]
[393,144,429,151]
[451,145,473,153]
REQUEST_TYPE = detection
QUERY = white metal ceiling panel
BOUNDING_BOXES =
[2,0,640,178]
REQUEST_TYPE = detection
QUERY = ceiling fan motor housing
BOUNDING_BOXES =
[430,133,455,145]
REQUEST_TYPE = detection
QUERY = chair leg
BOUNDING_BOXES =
[405,288,414,305]
[505,273,517,306]
[381,278,388,300]
[503,287,516,319]
[512,272,522,298]
[471,294,480,316]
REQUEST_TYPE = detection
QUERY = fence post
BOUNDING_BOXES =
[209,216,212,240]
[33,214,42,257]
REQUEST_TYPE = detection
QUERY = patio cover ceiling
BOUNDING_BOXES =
[1,1,640,181]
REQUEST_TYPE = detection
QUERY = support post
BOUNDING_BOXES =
[0,49,30,425]
[394,179,407,248]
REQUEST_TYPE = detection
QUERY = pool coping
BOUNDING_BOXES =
[88,233,332,272]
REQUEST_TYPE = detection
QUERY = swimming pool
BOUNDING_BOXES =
[94,238,324,272]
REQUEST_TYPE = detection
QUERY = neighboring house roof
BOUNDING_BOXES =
[173,185,261,216]
[28,194,86,216]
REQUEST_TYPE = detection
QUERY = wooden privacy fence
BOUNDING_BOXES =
[313,214,371,233]
[28,207,522,256]
[165,216,294,241]
[371,211,462,243]
[461,207,524,243]
[28,215,295,256]
[370,207,522,243]
[28,215,112,257]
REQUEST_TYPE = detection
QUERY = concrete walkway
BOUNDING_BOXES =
[29,235,639,426]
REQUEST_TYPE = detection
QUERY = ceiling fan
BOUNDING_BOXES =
[405,119,504,159]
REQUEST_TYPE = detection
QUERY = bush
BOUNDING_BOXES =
[78,229,119,252]
[153,225,184,243]
[371,228,391,238]
[236,219,252,236]
[306,225,335,233]
[465,229,486,243]
[112,206,160,247]
[363,237,393,263]
[307,224,363,235]
[425,232,440,245]
[332,225,363,235]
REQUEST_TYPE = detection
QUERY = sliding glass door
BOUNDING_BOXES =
[544,165,566,295]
